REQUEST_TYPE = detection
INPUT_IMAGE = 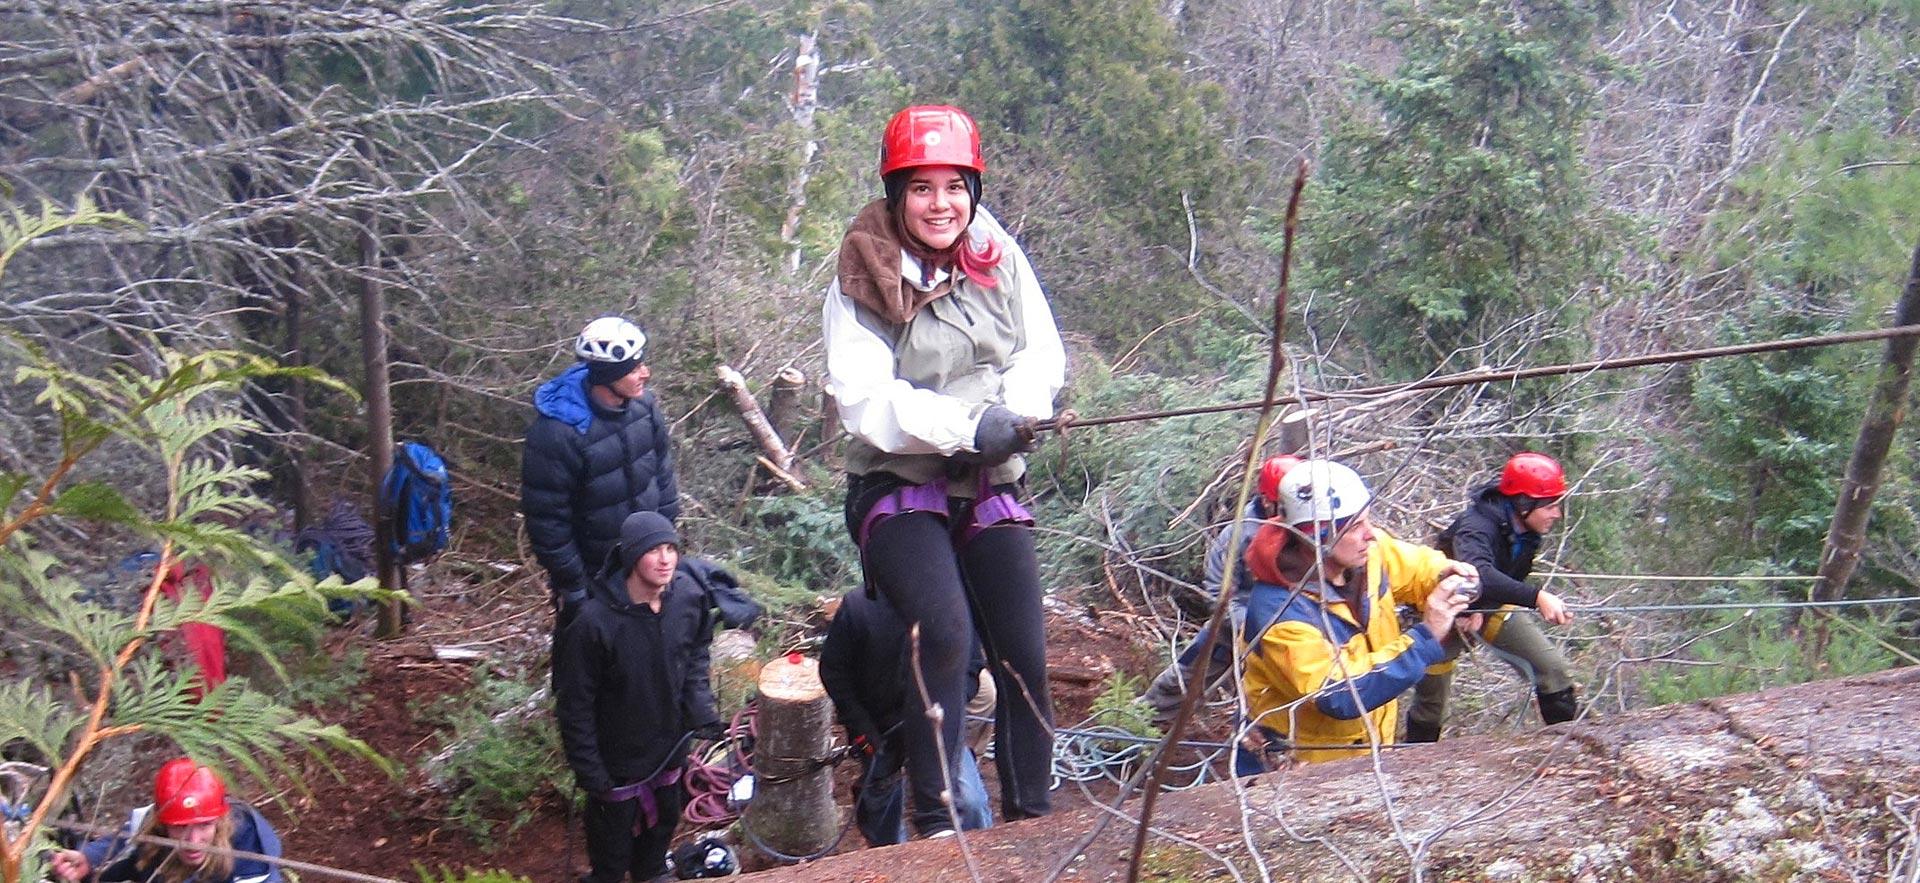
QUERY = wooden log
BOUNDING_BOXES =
[746,653,839,858]
[766,366,807,444]
[717,365,797,476]
[1276,408,1315,454]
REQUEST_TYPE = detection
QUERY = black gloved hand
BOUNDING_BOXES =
[968,405,1037,468]
[691,720,728,742]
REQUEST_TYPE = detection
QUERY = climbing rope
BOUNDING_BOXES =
[1475,594,1920,616]
[1032,323,1920,432]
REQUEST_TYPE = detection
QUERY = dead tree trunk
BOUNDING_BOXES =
[717,366,802,486]
[357,170,403,637]
[746,654,838,858]
[778,30,821,275]
[1813,236,1920,611]
[766,366,806,444]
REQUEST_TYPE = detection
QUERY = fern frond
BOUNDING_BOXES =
[0,195,135,278]
[0,678,79,765]
[115,667,389,786]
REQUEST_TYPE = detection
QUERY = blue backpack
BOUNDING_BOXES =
[382,441,453,564]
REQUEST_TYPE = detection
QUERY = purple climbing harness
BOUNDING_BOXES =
[856,472,1034,551]
[604,766,683,831]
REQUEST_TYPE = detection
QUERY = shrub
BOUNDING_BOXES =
[422,672,571,847]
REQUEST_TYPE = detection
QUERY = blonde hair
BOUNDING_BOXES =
[131,808,235,883]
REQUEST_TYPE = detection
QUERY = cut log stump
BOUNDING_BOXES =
[746,653,839,858]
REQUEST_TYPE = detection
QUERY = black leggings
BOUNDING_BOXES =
[862,511,1054,833]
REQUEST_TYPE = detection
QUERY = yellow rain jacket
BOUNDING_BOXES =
[1241,528,1451,763]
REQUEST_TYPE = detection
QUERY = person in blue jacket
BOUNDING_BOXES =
[522,316,680,627]
[50,758,282,883]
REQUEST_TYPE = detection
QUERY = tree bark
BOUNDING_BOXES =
[1813,235,1920,608]
[766,366,806,445]
[746,654,838,858]
[357,147,402,637]
[717,366,797,476]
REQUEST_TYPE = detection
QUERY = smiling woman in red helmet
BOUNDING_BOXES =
[822,105,1065,836]
[50,758,283,883]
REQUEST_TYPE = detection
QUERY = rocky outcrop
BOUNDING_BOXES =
[745,665,1920,881]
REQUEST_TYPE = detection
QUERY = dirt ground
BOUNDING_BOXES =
[267,570,1197,882]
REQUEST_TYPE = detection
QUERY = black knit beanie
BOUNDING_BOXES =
[617,511,679,574]
[585,357,641,388]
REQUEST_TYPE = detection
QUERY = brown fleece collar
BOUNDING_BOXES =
[837,199,951,326]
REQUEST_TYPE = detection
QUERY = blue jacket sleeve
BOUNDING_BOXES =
[1312,624,1447,720]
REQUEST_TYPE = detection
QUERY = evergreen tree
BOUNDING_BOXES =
[1302,0,1617,378]
[1665,125,1920,575]
[921,0,1253,356]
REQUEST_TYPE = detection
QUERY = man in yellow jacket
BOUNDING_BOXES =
[1240,460,1480,765]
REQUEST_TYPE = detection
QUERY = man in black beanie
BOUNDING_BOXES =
[522,316,682,628]
[554,511,721,883]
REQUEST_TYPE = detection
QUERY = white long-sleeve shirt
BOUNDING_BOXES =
[823,206,1065,456]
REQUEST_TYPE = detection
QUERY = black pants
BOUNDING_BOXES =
[582,784,683,883]
[863,512,1054,834]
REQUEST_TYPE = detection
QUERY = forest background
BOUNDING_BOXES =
[2,0,1918,876]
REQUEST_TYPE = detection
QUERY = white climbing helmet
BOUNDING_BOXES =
[1278,460,1372,526]
[574,316,647,363]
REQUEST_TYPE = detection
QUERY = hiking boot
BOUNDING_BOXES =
[1537,687,1579,725]
[1402,718,1441,743]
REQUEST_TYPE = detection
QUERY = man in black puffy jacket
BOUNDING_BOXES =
[522,317,681,625]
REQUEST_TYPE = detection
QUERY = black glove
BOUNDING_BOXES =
[967,405,1037,467]
[691,720,727,742]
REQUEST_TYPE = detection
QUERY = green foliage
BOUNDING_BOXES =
[0,196,133,277]
[1663,124,1920,574]
[414,864,535,883]
[1029,342,1271,600]
[1640,601,1906,705]
[919,0,1253,352]
[1665,298,1857,571]
[950,0,1239,244]
[276,644,371,713]
[1086,670,1161,740]
[1301,0,1618,377]
[737,470,861,598]
[0,321,389,867]
[422,673,571,848]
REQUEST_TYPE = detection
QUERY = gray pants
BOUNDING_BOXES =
[1409,609,1572,729]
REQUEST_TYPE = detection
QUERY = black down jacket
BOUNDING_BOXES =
[1435,481,1543,608]
[521,364,681,600]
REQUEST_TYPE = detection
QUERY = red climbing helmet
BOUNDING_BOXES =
[879,106,985,178]
[1498,452,1567,500]
[1256,454,1306,505]
[153,758,228,827]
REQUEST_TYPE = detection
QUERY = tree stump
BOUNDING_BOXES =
[747,654,838,858]
[766,367,806,444]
